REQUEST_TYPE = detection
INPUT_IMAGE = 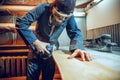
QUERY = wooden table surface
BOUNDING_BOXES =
[53,50,120,80]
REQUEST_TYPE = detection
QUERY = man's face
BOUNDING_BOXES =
[51,7,72,26]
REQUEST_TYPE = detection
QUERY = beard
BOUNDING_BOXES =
[50,15,64,27]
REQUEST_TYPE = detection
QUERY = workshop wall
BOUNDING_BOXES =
[86,0,120,47]
[86,0,120,30]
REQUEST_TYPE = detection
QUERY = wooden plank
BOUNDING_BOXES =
[0,49,29,53]
[0,58,5,77]
[0,76,26,80]
[16,58,21,76]
[5,58,10,76]
[21,57,26,76]
[11,58,15,76]
[53,50,120,80]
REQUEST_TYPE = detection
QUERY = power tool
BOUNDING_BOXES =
[31,44,53,60]
[16,28,53,60]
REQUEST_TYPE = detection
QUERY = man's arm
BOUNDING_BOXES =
[16,3,50,54]
[16,3,48,44]
[66,16,92,61]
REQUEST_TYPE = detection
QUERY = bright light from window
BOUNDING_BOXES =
[93,0,101,3]
[73,12,85,16]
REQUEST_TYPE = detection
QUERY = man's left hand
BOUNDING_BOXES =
[68,49,92,61]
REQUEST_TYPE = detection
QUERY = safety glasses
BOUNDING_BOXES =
[52,7,73,21]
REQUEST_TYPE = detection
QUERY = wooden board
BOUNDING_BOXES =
[53,50,120,80]
[0,76,26,80]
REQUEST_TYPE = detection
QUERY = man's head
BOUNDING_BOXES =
[54,0,76,14]
[50,0,76,26]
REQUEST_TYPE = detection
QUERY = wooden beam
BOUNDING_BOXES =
[76,0,93,6]
[0,5,35,12]
[0,23,36,30]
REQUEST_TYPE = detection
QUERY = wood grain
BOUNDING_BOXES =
[53,50,120,80]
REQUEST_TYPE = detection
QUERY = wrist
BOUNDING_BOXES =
[71,49,83,53]
[33,39,40,46]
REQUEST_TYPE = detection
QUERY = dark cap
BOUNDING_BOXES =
[54,0,76,14]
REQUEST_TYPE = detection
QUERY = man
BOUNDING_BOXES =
[16,0,92,80]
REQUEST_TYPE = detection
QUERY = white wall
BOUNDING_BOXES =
[86,0,120,30]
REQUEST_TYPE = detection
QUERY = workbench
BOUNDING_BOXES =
[53,48,120,80]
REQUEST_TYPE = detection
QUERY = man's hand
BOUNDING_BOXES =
[33,39,50,54]
[68,49,92,61]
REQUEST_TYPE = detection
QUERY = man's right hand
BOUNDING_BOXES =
[33,39,50,54]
